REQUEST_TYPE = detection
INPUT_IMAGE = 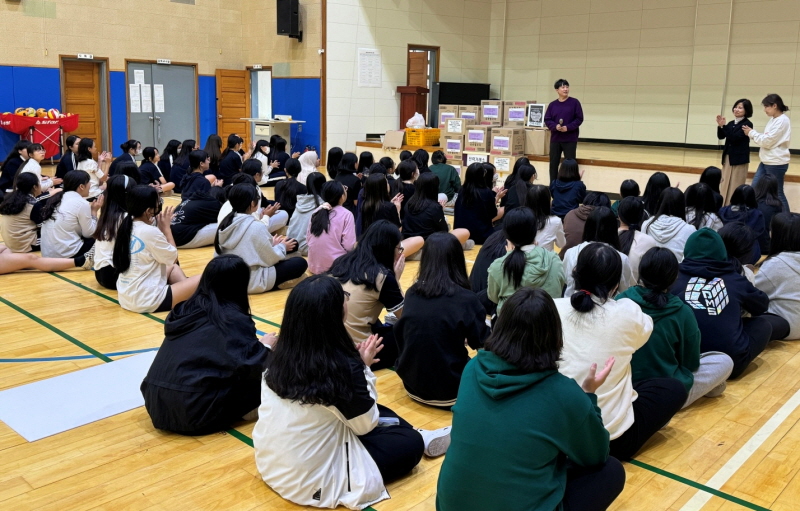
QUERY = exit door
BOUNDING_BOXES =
[127,62,197,152]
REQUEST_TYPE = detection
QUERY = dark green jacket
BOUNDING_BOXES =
[430,163,462,201]
[436,351,609,511]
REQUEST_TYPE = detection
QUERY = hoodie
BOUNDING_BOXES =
[755,252,800,339]
[718,205,768,261]
[671,229,769,373]
[641,215,696,262]
[487,245,565,312]
[436,350,609,511]
[550,179,587,217]
[216,213,288,293]
[286,194,321,255]
[617,286,701,392]
[562,241,635,297]
[561,204,593,255]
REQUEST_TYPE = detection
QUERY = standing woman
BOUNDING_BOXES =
[203,134,224,177]
[326,146,343,179]
[717,99,754,204]
[40,170,103,259]
[0,140,31,196]
[745,94,792,212]
[56,135,81,179]
[138,147,175,193]
[113,185,201,313]
[544,78,584,182]
[76,138,110,199]
[109,140,140,176]
[454,163,506,245]
[158,139,180,182]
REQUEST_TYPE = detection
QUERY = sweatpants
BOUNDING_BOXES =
[269,257,308,290]
[549,141,578,182]
[683,351,734,408]
[178,223,217,249]
[609,377,687,461]
[359,404,424,483]
[731,313,792,379]
[562,457,626,511]
[266,210,289,234]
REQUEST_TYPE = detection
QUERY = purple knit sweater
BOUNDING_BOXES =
[544,97,584,144]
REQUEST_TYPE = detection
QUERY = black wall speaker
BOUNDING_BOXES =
[277,0,302,42]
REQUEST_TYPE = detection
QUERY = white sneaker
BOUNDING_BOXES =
[418,426,451,457]
[463,239,475,251]
[81,245,95,270]
[384,312,399,325]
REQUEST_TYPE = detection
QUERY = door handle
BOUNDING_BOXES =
[155,116,162,144]
[218,114,223,119]
[148,116,154,121]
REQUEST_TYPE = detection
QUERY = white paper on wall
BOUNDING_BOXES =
[154,84,165,113]
[358,48,382,88]
[141,85,152,113]
[129,84,141,113]
[134,69,145,85]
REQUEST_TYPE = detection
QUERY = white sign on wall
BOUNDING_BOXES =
[358,48,382,88]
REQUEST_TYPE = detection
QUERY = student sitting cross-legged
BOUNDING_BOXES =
[756,213,800,340]
[306,180,356,275]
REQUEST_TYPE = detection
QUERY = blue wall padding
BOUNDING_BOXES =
[198,75,217,146]
[109,71,128,157]
[271,78,321,153]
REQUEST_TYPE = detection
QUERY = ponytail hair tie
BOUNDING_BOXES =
[579,289,592,296]
[123,175,129,188]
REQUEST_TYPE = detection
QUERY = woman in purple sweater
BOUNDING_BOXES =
[544,78,584,183]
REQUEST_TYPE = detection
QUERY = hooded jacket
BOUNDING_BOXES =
[617,286,701,392]
[216,213,287,293]
[287,194,321,255]
[562,241,635,297]
[671,229,769,369]
[436,350,609,511]
[755,252,800,339]
[487,246,565,312]
[641,215,696,262]
[550,179,587,217]
[297,151,319,186]
[718,205,768,261]
[140,301,268,435]
[561,204,593,255]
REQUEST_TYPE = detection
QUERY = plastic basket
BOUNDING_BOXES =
[405,128,441,146]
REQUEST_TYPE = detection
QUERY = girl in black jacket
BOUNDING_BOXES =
[716,99,754,204]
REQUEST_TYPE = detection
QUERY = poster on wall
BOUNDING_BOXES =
[358,48,382,88]
[526,104,545,128]
[129,84,141,113]
[141,85,152,113]
[154,84,165,113]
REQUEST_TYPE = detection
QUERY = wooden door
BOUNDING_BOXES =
[216,69,250,148]
[63,60,103,149]
[407,51,428,87]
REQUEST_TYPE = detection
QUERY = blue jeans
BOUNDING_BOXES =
[752,162,790,212]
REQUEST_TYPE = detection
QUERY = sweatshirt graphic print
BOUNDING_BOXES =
[685,277,729,316]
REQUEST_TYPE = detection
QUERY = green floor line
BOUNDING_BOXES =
[628,459,770,511]
[226,428,254,447]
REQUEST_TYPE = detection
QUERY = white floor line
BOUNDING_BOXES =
[679,387,800,510]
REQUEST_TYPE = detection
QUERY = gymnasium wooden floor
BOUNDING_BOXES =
[2,191,800,511]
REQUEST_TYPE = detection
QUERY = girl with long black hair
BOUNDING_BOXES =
[138,147,175,193]
[56,135,81,179]
[76,138,111,199]
[0,172,45,252]
[169,139,197,193]
[357,173,402,237]
[719,184,769,260]
[526,184,565,252]
[273,158,306,218]
[685,182,722,230]
[287,172,326,255]
[454,163,506,244]
[93,174,135,289]
[307,180,356,274]
[334,152,362,214]
[108,139,140,176]
[617,196,658,281]
[0,140,31,196]
[158,139,180,182]
[641,171,672,216]
[402,172,470,246]
[699,166,723,211]
[40,170,103,260]
[754,173,783,249]
[326,146,343,179]
[756,212,800,340]
[19,143,57,195]
[411,149,429,174]
[203,134,223,177]
[641,187,696,261]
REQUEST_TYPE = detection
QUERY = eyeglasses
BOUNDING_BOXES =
[396,245,405,253]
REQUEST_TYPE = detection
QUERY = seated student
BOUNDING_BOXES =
[641,187,696,262]
[642,172,672,217]
[169,139,197,194]
[108,140,140,176]
[325,146,344,179]
[562,191,611,255]
[357,150,375,176]
[671,228,789,379]
[550,159,586,219]
[297,150,319,186]
[380,156,396,184]
[112,161,143,186]
[357,173,402,237]
[266,136,292,182]
[93,175,134,289]
[526,184,566,252]
[402,172,471,247]
[56,135,80,180]
[557,243,686,461]
[215,183,307,293]
[0,140,31,197]
[454,163,507,245]
[501,156,532,189]
[0,173,46,252]
[19,143,57,195]
[699,166,724,211]
[287,172,326,256]
[611,179,639,217]
[249,139,272,185]
[488,208,565,312]
[273,158,306,219]
[334,152,362,215]
[757,213,800,340]
[395,232,489,408]
[719,222,758,284]
[500,164,536,215]
[114,186,201,313]
[331,220,407,369]
[158,139,181,182]
[685,182,722,231]
[141,254,273,435]
[618,247,733,408]
[204,134,224,178]
[398,149,412,162]
[411,149,430,175]
[171,187,226,250]
[307,181,356,274]
[754,174,782,252]
[391,159,419,219]
[618,196,658,281]
[562,206,635,297]
[138,147,175,193]
[75,138,110,199]
[40,171,102,260]
[429,150,461,205]
[437,286,625,511]
[180,150,216,198]
[218,172,289,234]
[468,230,507,316]
[718,184,768,262]
[254,276,450,510]
[217,134,251,184]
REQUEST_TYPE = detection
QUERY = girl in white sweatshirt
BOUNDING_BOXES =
[525,184,565,251]
[744,94,792,212]
[19,143,57,195]
[756,213,800,340]
[618,196,658,282]
[641,187,696,262]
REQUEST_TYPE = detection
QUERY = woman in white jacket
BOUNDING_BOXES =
[215,183,308,293]
[756,212,800,340]
[641,187,696,262]
[254,275,451,510]
[617,197,658,281]
[744,94,792,212]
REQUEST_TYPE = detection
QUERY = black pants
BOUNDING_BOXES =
[74,237,95,258]
[95,265,120,290]
[359,404,424,483]
[370,322,398,371]
[269,257,308,290]
[476,289,497,317]
[562,457,626,511]
[609,377,687,461]
[732,313,792,378]
[549,141,578,182]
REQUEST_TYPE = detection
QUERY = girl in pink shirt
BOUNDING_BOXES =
[307,181,356,274]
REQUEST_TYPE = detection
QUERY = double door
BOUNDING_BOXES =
[127,62,197,151]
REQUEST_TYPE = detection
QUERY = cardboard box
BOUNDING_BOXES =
[444,118,468,135]
[525,128,551,156]
[503,100,534,127]
[490,127,526,155]
[441,134,465,156]
[490,154,521,173]
[458,105,480,125]
[438,105,459,127]
[382,130,406,150]
[464,126,496,152]
[480,100,503,125]
[463,152,491,168]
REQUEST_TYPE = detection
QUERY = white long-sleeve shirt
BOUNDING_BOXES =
[40,191,97,257]
[19,159,53,192]
[748,114,791,165]
[534,215,566,252]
